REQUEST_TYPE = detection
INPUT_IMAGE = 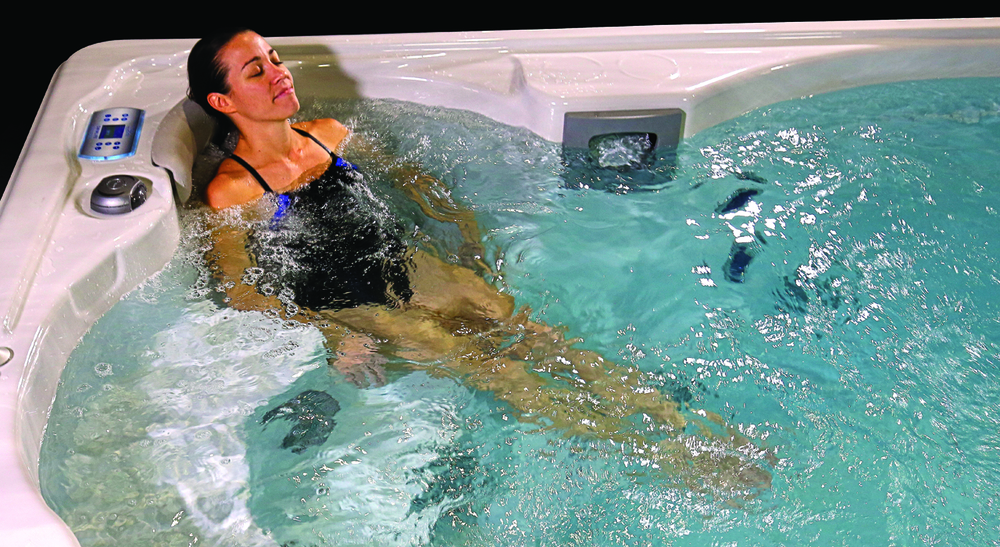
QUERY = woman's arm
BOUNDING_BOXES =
[331,127,491,273]
[207,215,301,317]
[208,214,388,386]
[392,165,489,272]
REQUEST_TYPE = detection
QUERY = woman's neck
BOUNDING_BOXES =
[233,118,301,165]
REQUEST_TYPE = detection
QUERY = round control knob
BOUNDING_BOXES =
[90,175,147,215]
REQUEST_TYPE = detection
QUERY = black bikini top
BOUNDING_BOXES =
[225,127,357,194]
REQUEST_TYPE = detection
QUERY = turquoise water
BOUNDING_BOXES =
[40,78,1000,546]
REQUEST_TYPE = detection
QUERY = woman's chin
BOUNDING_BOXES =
[272,92,300,116]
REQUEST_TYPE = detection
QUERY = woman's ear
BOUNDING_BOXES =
[207,92,236,114]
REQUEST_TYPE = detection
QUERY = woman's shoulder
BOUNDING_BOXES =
[293,118,350,152]
[205,160,266,210]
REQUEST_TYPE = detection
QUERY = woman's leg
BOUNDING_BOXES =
[317,251,771,494]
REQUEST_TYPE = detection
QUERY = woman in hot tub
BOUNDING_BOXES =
[189,28,772,495]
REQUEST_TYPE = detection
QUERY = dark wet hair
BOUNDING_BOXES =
[187,28,252,130]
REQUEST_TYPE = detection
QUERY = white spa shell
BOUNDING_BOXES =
[2,20,999,546]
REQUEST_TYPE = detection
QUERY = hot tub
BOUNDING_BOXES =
[3,19,999,546]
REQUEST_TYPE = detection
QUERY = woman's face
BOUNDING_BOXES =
[211,32,300,122]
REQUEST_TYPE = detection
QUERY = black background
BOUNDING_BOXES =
[3,11,988,199]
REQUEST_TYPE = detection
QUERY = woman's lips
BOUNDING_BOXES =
[273,83,294,101]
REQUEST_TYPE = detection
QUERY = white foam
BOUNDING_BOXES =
[138,302,472,546]
[141,304,324,546]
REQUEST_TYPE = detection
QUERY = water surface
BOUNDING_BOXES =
[41,77,1000,546]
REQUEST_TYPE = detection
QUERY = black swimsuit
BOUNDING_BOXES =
[233,128,413,310]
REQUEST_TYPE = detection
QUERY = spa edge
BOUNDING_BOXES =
[2,20,998,546]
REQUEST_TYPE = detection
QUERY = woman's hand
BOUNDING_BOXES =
[326,330,388,388]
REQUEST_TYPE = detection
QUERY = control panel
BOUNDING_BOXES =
[79,107,144,161]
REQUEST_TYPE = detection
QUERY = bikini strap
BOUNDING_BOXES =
[225,152,276,194]
[226,127,351,195]
[293,127,358,170]
[293,127,335,157]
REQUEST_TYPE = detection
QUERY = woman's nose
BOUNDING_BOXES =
[267,62,289,82]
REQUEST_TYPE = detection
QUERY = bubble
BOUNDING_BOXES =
[94,363,113,377]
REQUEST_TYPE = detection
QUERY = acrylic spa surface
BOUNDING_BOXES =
[2,19,1000,546]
